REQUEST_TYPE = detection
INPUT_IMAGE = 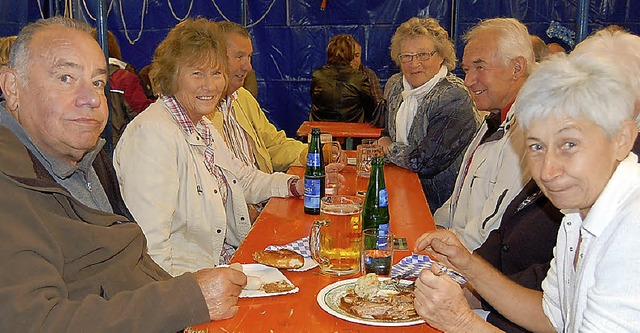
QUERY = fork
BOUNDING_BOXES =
[389,268,418,292]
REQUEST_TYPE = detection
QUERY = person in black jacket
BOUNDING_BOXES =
[309,34,375,122]
[473,179,563,332]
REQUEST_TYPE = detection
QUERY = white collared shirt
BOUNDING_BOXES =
[542,153,640,331]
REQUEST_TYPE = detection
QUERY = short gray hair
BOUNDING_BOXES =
[218,21,250,39]
[9,17,92,76]
[515,54,634,138]
[463,18,534,76]
[571,29,640,127]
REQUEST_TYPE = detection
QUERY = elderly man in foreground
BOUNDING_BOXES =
[413,47,640,332]
[0,17,243,331]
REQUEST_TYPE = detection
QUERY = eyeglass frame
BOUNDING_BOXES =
[398,50,437,63]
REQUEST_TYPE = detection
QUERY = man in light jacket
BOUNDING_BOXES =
[433,18,534,250]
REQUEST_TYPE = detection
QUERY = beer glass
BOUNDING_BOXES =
[309,195,363,276]
[355,144,382,197]
[322,140,342,165]
[356,144,383,176]
[361,138,377,146]
[325,169,340,195]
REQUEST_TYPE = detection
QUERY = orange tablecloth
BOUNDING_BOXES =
[296,120,383,140]
[189,161,439,332]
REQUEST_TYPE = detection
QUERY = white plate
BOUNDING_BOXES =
[288,257,318,272]
[227,263,299,298]
[316,278,425,327]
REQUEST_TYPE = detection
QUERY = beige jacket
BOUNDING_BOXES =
[114,100,294,276]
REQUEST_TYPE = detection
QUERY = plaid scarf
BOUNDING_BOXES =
[162,95,229,205]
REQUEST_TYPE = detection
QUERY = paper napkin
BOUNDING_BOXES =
[391,254,467,284]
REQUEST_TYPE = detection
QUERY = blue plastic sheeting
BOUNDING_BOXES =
[0,1,40,35]
[248,0,451,133]
[0,0,639,137]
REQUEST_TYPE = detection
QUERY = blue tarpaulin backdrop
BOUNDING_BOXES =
[1,0,638,137]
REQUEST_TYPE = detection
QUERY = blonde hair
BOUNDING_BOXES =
[150,18,228,96]
[0,36,17,67]
[326,34,356,65]
[390,17,456,70]
[530,35,548,62]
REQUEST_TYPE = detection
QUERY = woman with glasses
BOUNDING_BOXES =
[377,17,478,212]
[309,34,375,122]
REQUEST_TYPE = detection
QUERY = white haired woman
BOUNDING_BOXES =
[411,49,640,331]
[377,17,478,212]
[114,18,302,276]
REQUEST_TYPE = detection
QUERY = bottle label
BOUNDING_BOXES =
[378,222,390,234]
[378,189,388,207]
[306,153,321,167]
[304,178,321,209]
[375,224,391,248]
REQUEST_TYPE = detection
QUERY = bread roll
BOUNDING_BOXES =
[354,273,380,300]
[252,249,304,269]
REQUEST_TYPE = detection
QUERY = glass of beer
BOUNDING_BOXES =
[309,196,363,276]
[355,173,369,198]
[322,140,342,165]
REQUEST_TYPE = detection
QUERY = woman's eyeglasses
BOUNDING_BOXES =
[398,50,437,63]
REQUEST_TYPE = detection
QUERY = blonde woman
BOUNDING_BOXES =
[378,17,477,212]
[114,18,302,276]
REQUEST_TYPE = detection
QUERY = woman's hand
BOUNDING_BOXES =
[414,265,488,332]
[325,162,346,173]
[377,136,392,155]
[414,229,473,274]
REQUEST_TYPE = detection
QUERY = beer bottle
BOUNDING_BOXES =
[362,156,389,231]
[304,128,325,214]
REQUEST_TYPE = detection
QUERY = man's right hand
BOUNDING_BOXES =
[414,229,473,274]
[193,267,247,321]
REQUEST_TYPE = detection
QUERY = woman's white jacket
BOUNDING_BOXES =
[114,100,293,276]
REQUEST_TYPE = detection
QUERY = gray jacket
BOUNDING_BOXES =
[384,73,478,212]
